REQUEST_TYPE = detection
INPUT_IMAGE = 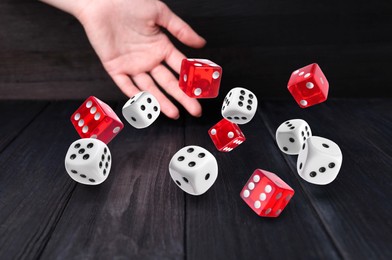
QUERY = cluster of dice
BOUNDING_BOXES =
[64,58,342,218]
[170,58,297,218]
[64,92,162,185]
[170,60,343,218]
[276,119,343,185]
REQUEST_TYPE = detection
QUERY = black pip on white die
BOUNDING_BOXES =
[221,87,258,125]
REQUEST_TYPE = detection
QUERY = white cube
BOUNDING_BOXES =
[297,136,343,185]
[169,145,218,195]
[221,87,258,124]
[65,138,111,185]
[122,91,160,129]
[276,119,312,155]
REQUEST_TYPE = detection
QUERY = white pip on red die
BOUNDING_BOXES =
[276,119,312,155]
[240,169,294,217]
[208,118,245,152]
[179,58,222,98]
[287,63,329,108]
[169,145,218,195]
[297,136,343,185]
[65,138,112,185]
[122,91,160,129]
[221,87,258,124]
[71,96,124,144]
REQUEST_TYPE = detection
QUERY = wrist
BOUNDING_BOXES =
[39,0,92,21]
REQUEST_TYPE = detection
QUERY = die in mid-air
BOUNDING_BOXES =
[287,63,329,108]
[221,87,258,125]
[179,58,222,98]
[275,119,312,155]
[122,91,160,129]
[65,138,112,185]
[208,118,245,152]
[297,136,343,185]
[71,96,123,144]
[240,169,294,217]
[169,145,218,195]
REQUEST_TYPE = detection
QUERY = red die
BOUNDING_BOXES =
[71,96,124,144]
[208,118,245,152]
[240,169,294,217]
[179,58,222,98]
[287,63,329,108]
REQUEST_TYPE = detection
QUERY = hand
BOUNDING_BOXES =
[40,0,206,119]
[76,0,206,119]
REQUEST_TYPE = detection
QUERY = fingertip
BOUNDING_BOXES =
[163,106,180,120]
[197,37,207,48]
[187,101,202,118]
[187,35,207,49]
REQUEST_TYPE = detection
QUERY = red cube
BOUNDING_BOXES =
[240,169,294,217]
[287,63,329,108]
[208,118,245,152]
[179,58,222,98]
[71,96,124,144]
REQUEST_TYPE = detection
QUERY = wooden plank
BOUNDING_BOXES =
[0,101,47,151]
[0,2,88,52]
[1,1,392,99]
[0,50,124,100]
[165,0,392,17]
[0,101,81,259]
[259,98,392,259]
[39,102,186,259]
[2,43,392,99]
[3,1,392,50]
[0,81,124,100]
[0,99,390,258]
[183,100,341,259]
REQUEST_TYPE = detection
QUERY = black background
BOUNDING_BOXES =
[1,0,392,100]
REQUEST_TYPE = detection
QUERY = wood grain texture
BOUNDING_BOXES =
[0,101,47,151]
[0,99,391,259]
[1,1,392,99]
[259,98,392,259]
[39,102,186,259]
[183,100,341,260]
[0,102,79,259]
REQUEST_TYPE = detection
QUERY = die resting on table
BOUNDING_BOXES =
[70,96,123,144]
[65,138,112,185]
[240,169,294,217]
[179,58,222,98]
[287,63,329,108]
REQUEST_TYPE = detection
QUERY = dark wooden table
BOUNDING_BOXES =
[0,98,391,259]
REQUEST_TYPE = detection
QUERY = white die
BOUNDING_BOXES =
[276,119,312,155]
[122,91,160,129]
[297,136,343,185]
[169,145,218,195]
[221,87,258,124]
[65,138,112,185]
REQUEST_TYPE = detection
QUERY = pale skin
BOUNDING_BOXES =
[39,0,206,119]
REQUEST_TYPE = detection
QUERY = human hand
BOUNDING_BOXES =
[41,0,206,119]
